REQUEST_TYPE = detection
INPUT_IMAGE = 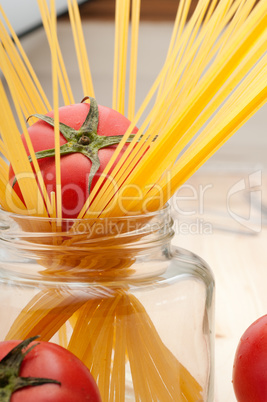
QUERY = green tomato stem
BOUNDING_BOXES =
[25,97,136,195]
[0,336,60,402]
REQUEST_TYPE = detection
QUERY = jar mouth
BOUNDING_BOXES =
[0,204,173,247]
[0,203,170,223]
[0,205,174,282]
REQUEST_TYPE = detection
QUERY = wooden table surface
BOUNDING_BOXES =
[7,18,267,401]
[171,172,267,401]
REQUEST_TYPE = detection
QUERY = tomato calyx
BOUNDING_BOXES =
[0,336,60,402]
[27,96,136,192]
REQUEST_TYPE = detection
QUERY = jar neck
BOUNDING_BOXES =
[0,206,174,282]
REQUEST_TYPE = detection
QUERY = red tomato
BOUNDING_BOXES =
[9,100,138,218]
[0,338,101,402]
[232,314,267,401]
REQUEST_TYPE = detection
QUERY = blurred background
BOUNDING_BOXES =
[1,0,266,173]
[1,2,267,400]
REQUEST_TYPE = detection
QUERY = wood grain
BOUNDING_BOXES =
[60,0,199,21]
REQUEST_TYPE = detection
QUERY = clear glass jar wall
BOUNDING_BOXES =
[0,206,215,401]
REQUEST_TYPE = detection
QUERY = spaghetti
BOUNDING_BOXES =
[0,0,266,400]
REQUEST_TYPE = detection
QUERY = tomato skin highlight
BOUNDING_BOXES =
[0,339,102,402]
[232,314,267,402]
[9,102,138,218]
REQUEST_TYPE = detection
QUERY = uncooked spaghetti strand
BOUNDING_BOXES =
[156,0,211,103]
[84,297,123,395]
[117,0,131,115]
[172,34,267,164]
[79,104,153,217]
[150,0,218,135]
[112,0,131,113]
[153,0,265,148]
[171,89,267,201]
[85,126,155,217]
[0,24,39,118]
[112,0,121,110]
[68,293,122,360]
[151,18,267,176]
[173,0,259,117]
[5,288,89,341]
[156,0,201,102]
[179,55,267,164]
[68,300,102,356]
[127,296,192,401]
[164,0,247,122]
[99,322,115,401]
[217,0,257,52]
[0,30,38,119]
[50,191,62,245]
[83,54,185,217]
[38,0,74,105]
[0,5,51,113]
[0,160,26,213]
[89,303,118,399]
[67,0,86,96]
[0,159,11,203]
[126,297,158,400]
[128,307,180,400]
[109,295,127,402]
[68,294,123,398]
[150,62,267,209]
[126,330,154,400]
[155,0,189,101]
[166,0,188,58]
[72,0,95,97]
[127,324,165,400]
[135,59,267,213]
[129,295,202,400]
[50,0,62,220]
[0,158,8,181]
[153,0,241,131]
[0,136,8,161]
[192,62,267,156]
[86,0,234,215]
[0,131,27,213]
[173,0,267,119]
[0,64,49,216]
[127,0,141,120]
[68,0,95,98]
[37,0,74,105]
[58,323,68,349]
[89,315,115,396]
[158,0,219,95]
[81,25,195,217]
[111,6,267,207]
[0,175,9,212]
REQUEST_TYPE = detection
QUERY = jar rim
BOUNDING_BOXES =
[0,204,170,223]
[0,203,173,245]
[0,204,174,282]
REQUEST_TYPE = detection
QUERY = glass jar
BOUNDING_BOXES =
[0,205,214,401]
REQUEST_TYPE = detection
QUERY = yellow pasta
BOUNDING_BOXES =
[0,0,266,400]
[37,0,75,105]
[0,5,50,116]
[67,0,95,98]
[50,0,62,220]
[84,0,266,217]
[127,0,141,120]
